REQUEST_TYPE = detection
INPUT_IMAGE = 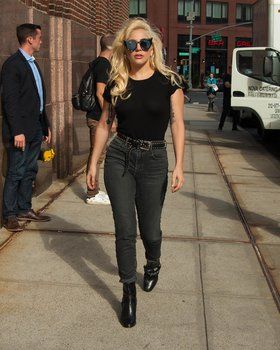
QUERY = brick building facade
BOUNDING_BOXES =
[130,0,255,87]
[19,0,129,37]
[0,0,129,214]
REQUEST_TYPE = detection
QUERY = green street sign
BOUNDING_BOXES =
[179,48,200,56]
[211,34,222,41]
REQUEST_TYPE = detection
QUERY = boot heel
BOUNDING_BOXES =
[143,261,161,292]
[120,282,136,328]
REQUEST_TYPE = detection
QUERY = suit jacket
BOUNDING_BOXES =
[1,49,50,142]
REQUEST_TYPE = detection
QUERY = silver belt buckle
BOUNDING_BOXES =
[139,140,151,151]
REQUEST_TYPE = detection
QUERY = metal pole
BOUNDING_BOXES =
[188,1,195,89]
[188,15,193,89]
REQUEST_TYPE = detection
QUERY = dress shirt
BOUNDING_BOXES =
[19,48,43,113]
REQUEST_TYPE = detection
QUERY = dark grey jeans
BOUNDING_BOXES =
[104,136,168,284]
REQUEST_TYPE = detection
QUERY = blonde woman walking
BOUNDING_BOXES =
[87,18,185,327]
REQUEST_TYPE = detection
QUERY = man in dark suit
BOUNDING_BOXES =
[1,23,51,232]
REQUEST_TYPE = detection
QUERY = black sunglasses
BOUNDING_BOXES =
[124,38,153,52]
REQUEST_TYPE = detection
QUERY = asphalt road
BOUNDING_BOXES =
[187,90,223,112]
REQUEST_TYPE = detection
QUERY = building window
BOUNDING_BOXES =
[178,0,201,22]
[236,4,252,23]
[206,2,228,23]
[129,0,147,18]
[206,36,228,77]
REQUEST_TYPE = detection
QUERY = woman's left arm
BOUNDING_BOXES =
[170,88,185,192]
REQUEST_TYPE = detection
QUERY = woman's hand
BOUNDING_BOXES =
[86,165,97,191]
[111,119,117,133]
[171,166,185,192]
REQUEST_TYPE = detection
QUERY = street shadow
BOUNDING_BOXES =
[188,130,280,186]
[182,191,280,239]
[190,134,254,150]
[70,176,86,201]
[40,215,120,316]
[40,215,145,318]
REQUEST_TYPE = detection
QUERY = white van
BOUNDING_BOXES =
[231,0,280,138]
[231,47,280,136]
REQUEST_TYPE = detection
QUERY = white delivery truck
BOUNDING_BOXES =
[231,0,280,137]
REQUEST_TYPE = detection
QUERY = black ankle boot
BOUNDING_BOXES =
[120,282,136,328]
[143,260,161,292]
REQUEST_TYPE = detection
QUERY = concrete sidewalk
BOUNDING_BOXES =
[0,103,279,349]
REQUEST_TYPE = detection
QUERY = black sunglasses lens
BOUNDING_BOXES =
[140,39,152,51]
[125,40,137,51]
[124,39,152,52]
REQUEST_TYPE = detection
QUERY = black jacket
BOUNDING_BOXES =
[1,49,50,142]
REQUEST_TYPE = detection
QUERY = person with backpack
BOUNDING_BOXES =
[84,34,115,205]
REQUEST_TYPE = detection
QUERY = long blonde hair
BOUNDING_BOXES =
[109,17,181,105]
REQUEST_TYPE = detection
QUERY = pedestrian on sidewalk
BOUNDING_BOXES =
[85,34,116,205]
[1,23,51,232]
[206,72,218,112]
[87,18,185,328]
[218,67,239,131]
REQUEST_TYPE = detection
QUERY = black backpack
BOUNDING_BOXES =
[72,61,97,112]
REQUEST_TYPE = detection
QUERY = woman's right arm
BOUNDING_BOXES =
[86,101,115,190]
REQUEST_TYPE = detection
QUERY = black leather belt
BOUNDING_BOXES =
[117,132,166,150]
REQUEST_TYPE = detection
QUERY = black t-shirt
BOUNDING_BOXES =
[223,73,231,101]
[103,71,181,140]
[87,57,111,121]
